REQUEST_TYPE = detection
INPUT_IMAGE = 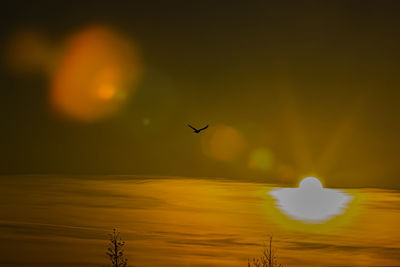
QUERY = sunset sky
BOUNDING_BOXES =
[2,1,400,266]
[1,1,400,188]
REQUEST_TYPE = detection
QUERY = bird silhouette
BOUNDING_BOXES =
[188,124,208,133]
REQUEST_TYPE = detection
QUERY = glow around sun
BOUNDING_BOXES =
[269,177,353,223]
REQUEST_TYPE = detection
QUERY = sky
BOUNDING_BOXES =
[1,1,400,188]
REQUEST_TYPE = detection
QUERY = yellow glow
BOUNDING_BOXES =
[50,26,141,122]
[142,118,150,126]
[201,124,245,162]
[249,148,274,172]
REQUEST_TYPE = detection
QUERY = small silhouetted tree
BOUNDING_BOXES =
[248,236,283,267]
[105,229,128,267]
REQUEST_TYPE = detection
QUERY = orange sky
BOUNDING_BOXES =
[1,1,400,188]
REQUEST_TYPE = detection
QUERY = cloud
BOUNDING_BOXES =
[284,240,400,260]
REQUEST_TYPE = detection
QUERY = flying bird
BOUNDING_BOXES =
[188,124,208,133]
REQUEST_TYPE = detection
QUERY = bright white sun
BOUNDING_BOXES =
[269,177,352,223]
[299,176,323,190]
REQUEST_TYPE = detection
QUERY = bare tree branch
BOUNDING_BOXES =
[105,229,128,267]
[248,236,283,267]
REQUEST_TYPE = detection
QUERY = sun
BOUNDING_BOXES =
[269,176,353,223]
[299,176,323,190]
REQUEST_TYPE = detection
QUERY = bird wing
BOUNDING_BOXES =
[187,124,197,131]
[199,125,209,131]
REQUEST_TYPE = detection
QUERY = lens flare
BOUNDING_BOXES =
[276,164,296,184]
[249,148,275,172]
[50,26,141,122]
[97,83,116,100]
[202,125,245,162]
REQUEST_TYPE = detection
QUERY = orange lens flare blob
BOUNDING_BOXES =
[97,84,116,100]
[202,125,245,162]
[50,26,140,122]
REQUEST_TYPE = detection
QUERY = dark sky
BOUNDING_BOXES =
[1,1,400,188]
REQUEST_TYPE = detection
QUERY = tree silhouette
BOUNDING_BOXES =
[248,236,283,267]
[105,229,128,267]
